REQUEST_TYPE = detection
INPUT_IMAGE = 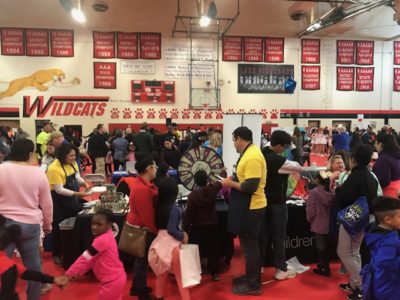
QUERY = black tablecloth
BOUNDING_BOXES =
[62,200,231,269]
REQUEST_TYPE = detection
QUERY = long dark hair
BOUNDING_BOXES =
[377,133,400,153]
[56,143,76,164]
[0,215,21,250]
[155,177,179,229]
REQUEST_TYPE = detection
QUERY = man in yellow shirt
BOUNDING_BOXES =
[221,126,266,296]
[36,121,53,159]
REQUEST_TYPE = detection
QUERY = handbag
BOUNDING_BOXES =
[337,196,369,237]
[118,222,147,257]
[179,244,201,288]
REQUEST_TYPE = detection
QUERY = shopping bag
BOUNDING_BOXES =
[337,196,369,237]
[179,244,201,288]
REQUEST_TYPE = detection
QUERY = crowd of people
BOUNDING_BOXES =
[0,121,399,300]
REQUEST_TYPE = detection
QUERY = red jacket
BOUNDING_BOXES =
[126,176,158,234]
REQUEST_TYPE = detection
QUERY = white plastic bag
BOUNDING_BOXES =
[179,244,201,288]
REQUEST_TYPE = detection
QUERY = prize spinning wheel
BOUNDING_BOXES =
[178,146,224,190]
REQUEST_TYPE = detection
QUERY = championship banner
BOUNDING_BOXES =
[337,40,355,65]
[26,29,49,56]
[301,65,320,90]
[139,33,161,59]
[394,41,400,65]
[301,39,320,64]
[394,68,400,92]
[337,67,355,91]
[243,37,263,62]
[355,41,374,65]
[356,67,374,91]
[117,32,138,59]
[93,31,115,58]
[264,37,284,63]
[50,29,74,57]
[222,36,242,61]
[94,62,116,89]
[1,28,25,55]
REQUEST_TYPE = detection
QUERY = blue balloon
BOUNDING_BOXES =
[284,77,297,94]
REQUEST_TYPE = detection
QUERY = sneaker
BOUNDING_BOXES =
[40,283,52,295]
[347,288,362,300]
[274,268,297,280]
[130,286,153,296]
[212,274,220,281]
[231,282,262,296]
[313,267,330,277]
[339,283,355,293]
[232,275,246,286]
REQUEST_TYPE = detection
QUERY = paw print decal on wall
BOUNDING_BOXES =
[135,108,144,119]
[170,108,179,119]
[182,109,191,119]
[204,110,213,119]
[260,109,268,119]
[226,108,235,114]
[270,109,279,119]
[122,108,132,119]
[146,108,156,119]
[249,109,257,114]
[238,108,246,114]
[159,108,167,119]
[193,110,202,119]
[110,108,120,119]
[215,110,224,119]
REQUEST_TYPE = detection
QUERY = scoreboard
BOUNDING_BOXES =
[131,80,175,103]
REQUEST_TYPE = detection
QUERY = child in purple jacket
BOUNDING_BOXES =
[306,171,335,276]
[59,209,126,300]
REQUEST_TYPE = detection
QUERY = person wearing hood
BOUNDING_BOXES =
[362,196,400,300]
[306,171,335,277]
[182,170,222,281]
[372,133,400,198]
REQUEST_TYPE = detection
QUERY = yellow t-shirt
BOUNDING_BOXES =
[47,159,79,190]
[236,144,267,210]
[36,131,50,158]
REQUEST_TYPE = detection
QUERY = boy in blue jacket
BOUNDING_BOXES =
[362,196,400,300]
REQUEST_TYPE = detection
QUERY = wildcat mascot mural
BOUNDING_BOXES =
[0,69,80,99]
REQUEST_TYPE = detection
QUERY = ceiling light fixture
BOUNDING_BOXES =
[71,0,86,23]
[199,15,211,27]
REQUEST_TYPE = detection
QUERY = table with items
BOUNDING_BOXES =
[60,195,232,269]
[111,169,179,185]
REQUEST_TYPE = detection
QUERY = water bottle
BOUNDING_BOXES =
[118,165,122,171]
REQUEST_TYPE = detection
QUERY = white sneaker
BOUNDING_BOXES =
[274,268,297,280]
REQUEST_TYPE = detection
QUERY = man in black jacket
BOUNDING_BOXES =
[133,123,155,156]
[88,124,108,176]
[261,130,302,280]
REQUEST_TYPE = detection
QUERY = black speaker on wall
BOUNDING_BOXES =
[166,118,172,126]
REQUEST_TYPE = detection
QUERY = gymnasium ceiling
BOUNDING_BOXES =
[0,0,399,40]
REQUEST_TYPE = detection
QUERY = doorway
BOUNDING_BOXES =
[307,120,320,128]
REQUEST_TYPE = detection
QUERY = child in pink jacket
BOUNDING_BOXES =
[306,171,335,277]
[60,209,126,300]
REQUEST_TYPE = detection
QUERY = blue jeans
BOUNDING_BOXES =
[5,219,42,300]
[238,208,265,289]
[259,204,288,271]
[132,232,156,291]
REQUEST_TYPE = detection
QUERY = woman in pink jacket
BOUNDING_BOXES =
[59,209,126,300]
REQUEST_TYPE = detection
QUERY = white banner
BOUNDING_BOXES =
[120,60,155,74]
[164,63,214,79]
[163,45,214,61]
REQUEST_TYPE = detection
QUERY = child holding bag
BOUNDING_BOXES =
[149,177,190,300]
[306,171,335,276]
